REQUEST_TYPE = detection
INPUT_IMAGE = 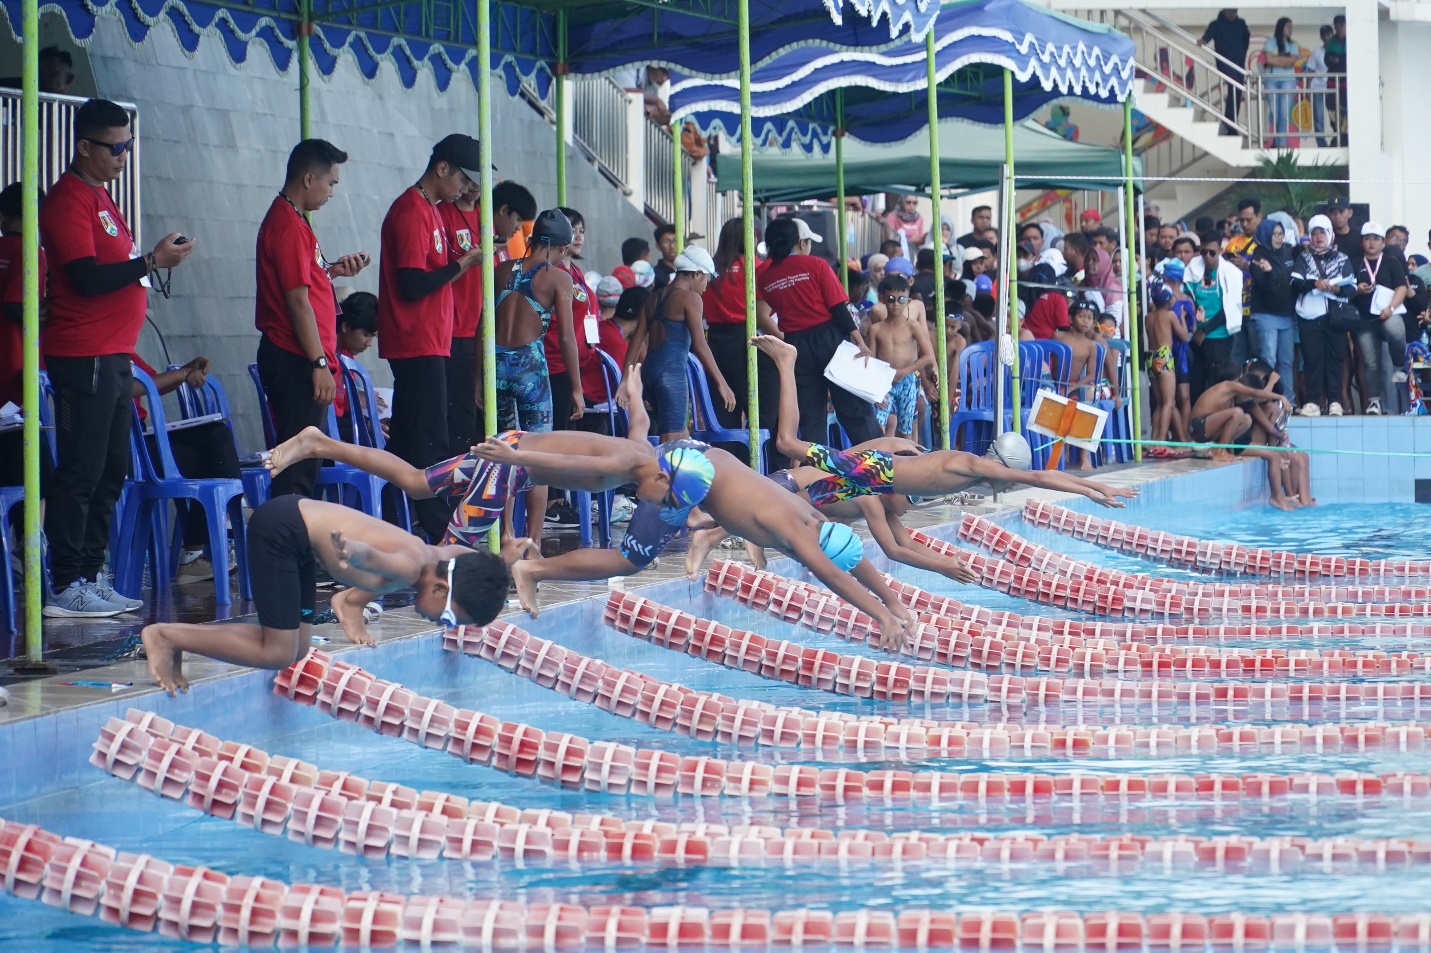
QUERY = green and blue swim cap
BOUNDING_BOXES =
[818,522,864,571]
[659,447,716,509]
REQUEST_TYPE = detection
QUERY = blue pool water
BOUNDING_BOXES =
[3,481,1431,949]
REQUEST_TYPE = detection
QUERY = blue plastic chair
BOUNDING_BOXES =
[947,341,999,453]
[245,363,385,519]
[686,353,770,473]
[1093,339,1132,464]
[3,372,59,632]
[112,364,250,607]
[1021,340,1073,470]
[338,355,412,531]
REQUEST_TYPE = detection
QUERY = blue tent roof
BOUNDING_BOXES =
[670,0,1133,146]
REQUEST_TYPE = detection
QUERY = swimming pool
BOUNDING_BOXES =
[4,465,1431,950]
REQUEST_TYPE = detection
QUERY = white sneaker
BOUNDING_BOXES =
[1328,402,1344,417]
[1367,398,1383,416]
[92,571,143,612]
[1393,370,1409,384]
[1300,403,1321,417]
[607,495,637,524]
[42,579,125,618]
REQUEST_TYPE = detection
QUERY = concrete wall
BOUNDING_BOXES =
[50,15,653,452]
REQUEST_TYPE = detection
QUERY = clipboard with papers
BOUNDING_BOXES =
[822,341,895,406]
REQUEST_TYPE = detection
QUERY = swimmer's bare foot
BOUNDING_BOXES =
[511,560,540,618]
[500,536,540,564]
[1270,495,1296,511]
[141,624,188,696]
[743,539,767,571]
[685,526,729,580]
[750,334,797,366]
[330,587,376,646]
[1209,449,1235,462]
[266,425,326,477]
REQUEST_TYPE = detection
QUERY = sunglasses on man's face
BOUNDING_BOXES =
[83,136,135,157]
[1202,248,1220,257]
[882,294,909,304]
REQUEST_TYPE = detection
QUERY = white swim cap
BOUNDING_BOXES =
[986,432,1033,470]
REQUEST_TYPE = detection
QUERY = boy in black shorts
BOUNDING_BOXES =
[139,497,512,695]
[1187,359,1289,462]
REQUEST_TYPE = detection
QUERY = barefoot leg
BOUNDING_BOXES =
[140,621,308,694]
[743,539,767,571]
[750,335,811,462]
[684,526,731,580]
[330,587,377,646]
[511,549,644,619]
[269,426,434,497]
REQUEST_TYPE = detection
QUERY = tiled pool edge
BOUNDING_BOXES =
[0,458,1255,809]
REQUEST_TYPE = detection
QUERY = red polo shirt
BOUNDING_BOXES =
[437,201,483,339]
[0,235,44,407]
[703,257,767,325]
[544,260,592,376]
[756,253,845,334]
[254,196,337,368]
[39,171,147,357]
[378,187,453,359]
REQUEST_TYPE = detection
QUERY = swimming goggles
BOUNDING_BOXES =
[439,557,458,628]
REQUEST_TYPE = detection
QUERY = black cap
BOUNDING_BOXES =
[614,286,649,320]
[531,208,574,246]
[1325,195,1351,209]
[430,133,490,179]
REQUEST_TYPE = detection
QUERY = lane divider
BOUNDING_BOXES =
[951,514,1431,605]
[12,815,1431,950]
[702,563,1431,708]
[1024,499,1431,580]
[95,709,1431,874]
[267,652,1431,807]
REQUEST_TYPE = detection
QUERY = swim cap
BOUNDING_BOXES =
[974,274,994,294]
[1157,258,1185,283]
[631,259,655,288]
[531,208,574,246]
[885,256,915,277]
[674,246,717,277]
[985,432,1033,470]
[659,447,715,509]
[818,522,863,571]
[1147,274,1173,308]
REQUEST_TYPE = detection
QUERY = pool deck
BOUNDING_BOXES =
[0,455,1240,727]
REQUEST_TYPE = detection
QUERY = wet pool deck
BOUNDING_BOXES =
[0,455,1225,726]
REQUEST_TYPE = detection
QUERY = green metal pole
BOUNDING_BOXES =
[672,126,684,253]
[926,30,948,450]
[1005,68,1021,434]
[298,0,311,139]
[478,0,499,549]
[738,0,758,466]
[554,10,567,206]
[20,0,42,662]
[834,89,846,292]
[1122,98,1142,463]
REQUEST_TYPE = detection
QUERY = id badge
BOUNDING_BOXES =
[584,316,600,345]
[132,244,151,289]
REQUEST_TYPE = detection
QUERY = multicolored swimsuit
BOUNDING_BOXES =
[803,443,896,508]
[875,373,919,435]
[495,260,555,433]
[423,430,531,548]
[1149,344,1174,375]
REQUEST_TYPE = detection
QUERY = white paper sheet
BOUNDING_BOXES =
[823,341,895,405]
[374,387,394,420]
[1370,284,1407,316]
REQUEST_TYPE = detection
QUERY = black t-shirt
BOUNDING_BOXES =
[1200,15,1250,72]
[653,260,676,291]
[1403,272,1428,321]
[1352,251,1408,316]
[955,231,978,249]
[1334,230,1363,263]
[911,272,937,304]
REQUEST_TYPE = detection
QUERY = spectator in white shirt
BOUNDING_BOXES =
[1303,25,1335,147]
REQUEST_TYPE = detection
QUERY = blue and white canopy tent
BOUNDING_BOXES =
[1,0,940,656]
[666,0,1140,451]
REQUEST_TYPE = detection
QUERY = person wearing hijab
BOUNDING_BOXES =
[1081,246,1124,325]
[1265,211,1300,246]
[1288,214,1354,416]
[1249,217,1298,402]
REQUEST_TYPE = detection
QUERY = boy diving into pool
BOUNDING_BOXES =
[139,497,514,696]
[750,335,1137,508]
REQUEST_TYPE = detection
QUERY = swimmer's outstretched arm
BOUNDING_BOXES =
[856,498,978,583]
[779,527,908,649]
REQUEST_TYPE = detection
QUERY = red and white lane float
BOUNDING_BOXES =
[949,517,1431,606]
[257,650,1431,808]
[14,816,1431,951]
[1025,499,1431,580]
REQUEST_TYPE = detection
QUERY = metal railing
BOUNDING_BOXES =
[0,89,141,241]
[572,76,630,193]
[1070,8,1345,152]
[700,175,737,249]
[847,207,888,260]
[644,118,675,225]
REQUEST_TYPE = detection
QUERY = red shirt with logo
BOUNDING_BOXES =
[543,260,592,376]
[437,201,483,339]
[579,318,628,406]
[39,171,147,357]
[703,257,767,325]
[756,253,846,334]
[254,196,337,368]
[377,187,453,359]
[0,234,44,407]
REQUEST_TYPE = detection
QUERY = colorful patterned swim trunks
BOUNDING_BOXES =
[803,443,896,508]
[1149,343,1174,376]
[875,373,920,435]
[424,430,531,548]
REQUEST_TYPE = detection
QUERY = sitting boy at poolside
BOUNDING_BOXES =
[1188,360,1305,510]
[864,275,936,440]
[751,335,1136,508]
[140,497,514,695]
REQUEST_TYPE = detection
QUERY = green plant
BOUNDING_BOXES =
[1252,151,1343,221]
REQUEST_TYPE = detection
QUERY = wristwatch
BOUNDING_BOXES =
[311,356,329,370]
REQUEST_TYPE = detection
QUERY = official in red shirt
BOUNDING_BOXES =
[756,216,878,448]
[703,216,782,438]
[377,133,483,540]
[543,205,596,433]
[39,99,194,616]
[437,178,534,456]
[255,138,370,499]
[0,182,49,494]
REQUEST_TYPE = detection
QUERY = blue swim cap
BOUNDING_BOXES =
[818,522,864,571]
[1158,258,1185,283]
[659,447,715,509]
[1147,274,1173,308]
[974,274,994,294]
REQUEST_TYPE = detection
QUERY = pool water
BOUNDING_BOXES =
[4,499,1431,949]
